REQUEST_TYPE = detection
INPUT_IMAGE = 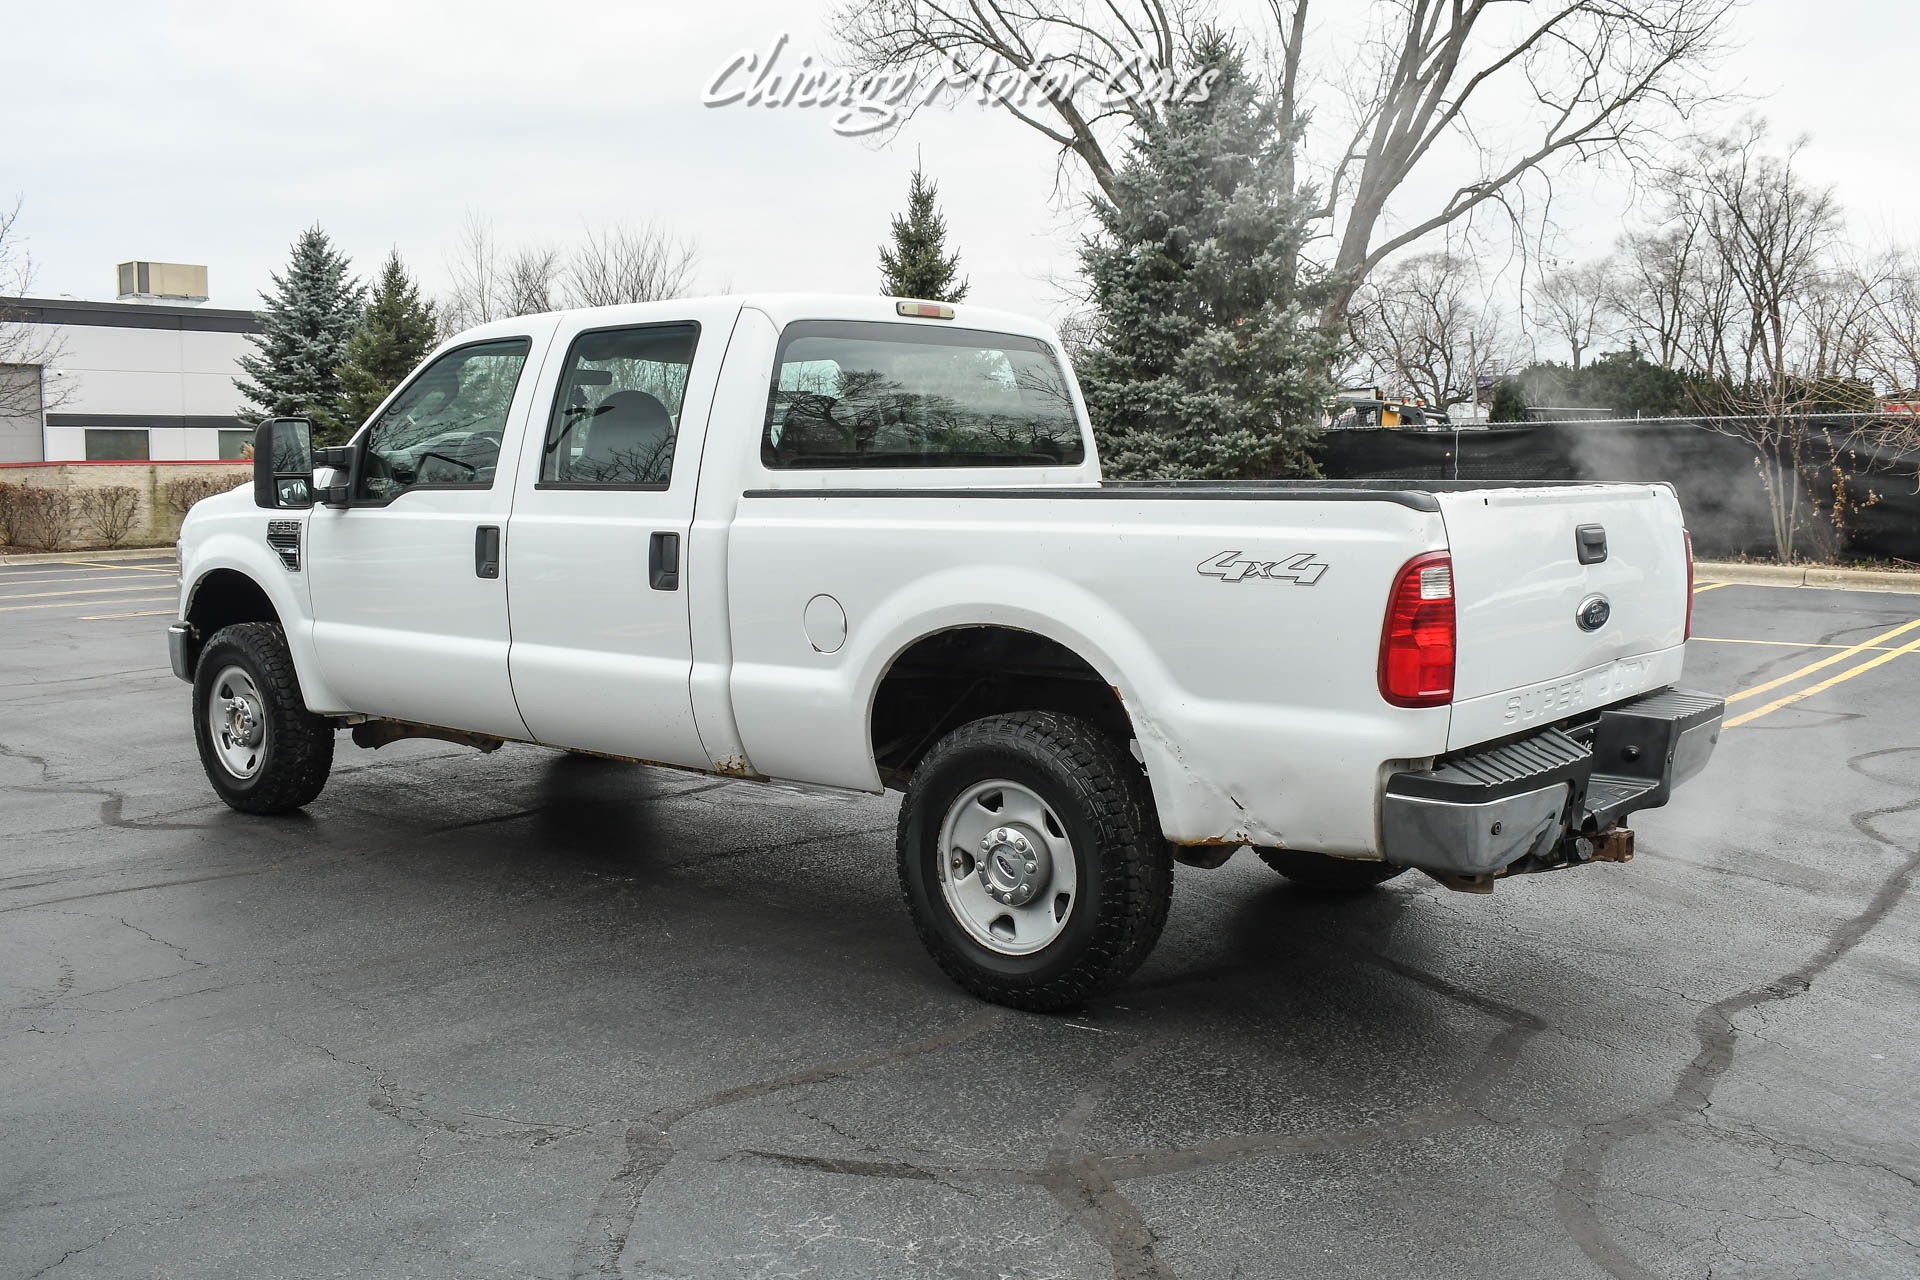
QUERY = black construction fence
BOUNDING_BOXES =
[1315,415,1920,563]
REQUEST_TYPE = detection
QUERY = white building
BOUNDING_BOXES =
[0,262,260,464]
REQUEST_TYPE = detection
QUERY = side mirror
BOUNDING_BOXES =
[253,417,314,509]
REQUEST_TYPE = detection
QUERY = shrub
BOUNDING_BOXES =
[163,474,231,521]
[0,481,17,548]
[78,485,142,548]
[12,486,74,552]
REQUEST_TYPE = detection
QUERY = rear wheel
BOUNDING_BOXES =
[192,621,334,814]
[897,711,1172,1011]
[1255,846,1406,893]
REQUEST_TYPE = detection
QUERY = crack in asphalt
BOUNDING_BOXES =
[1553,746,1920,1280]
[566,1011,1007,1279]
[553,932,1561,1280]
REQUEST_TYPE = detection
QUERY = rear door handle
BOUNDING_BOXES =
[475,525,501,578]
[649,531,680,591]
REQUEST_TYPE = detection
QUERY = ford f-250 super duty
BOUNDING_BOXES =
[169,294,1723,1010]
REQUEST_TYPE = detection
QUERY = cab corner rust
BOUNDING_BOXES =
[713,754,756,778]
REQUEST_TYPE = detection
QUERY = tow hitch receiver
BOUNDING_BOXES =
[1576,826,1634,863]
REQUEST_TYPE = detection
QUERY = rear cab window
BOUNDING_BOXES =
[763,321,1084,469]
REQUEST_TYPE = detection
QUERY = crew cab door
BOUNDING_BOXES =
[503,307,731,766]
[306,328,551,739]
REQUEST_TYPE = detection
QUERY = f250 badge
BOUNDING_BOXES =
[1197,551,1328,584]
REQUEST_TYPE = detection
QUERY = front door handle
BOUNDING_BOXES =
[649,531,680,591]
[475,525,501,579]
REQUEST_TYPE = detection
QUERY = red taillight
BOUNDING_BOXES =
[1379,552,1456,708]
[1683,529,1695,640]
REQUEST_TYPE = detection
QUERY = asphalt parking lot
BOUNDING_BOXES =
[2,555,1916,1280]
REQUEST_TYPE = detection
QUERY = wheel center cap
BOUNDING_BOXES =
[977,826,1048,907]
[228,700,262,747]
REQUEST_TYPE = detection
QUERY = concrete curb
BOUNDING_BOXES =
[0,546,178,566]
[1697,560,1920,595]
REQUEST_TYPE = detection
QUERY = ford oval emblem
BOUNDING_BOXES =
[1577,593,1612,631]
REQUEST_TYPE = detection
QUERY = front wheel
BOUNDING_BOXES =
[897,711,1172,1012]
[192,621,334,814]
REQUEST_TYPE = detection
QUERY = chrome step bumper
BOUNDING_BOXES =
[1380,688,1724,880]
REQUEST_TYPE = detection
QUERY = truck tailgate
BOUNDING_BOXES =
[1438,484,1690,751]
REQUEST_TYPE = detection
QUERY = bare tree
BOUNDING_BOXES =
[1800,263,1880,388]
[443,214,697,334]
[836,0,1734,329]
[500,245,562,317]
[1859,250,1920,398]
[1611,225,1696,369]
[1052,309,1102,368]
[0,196,66,423]
[1532,261,1616,370]
[1657,123,1851,560]
[440,212,504,335]
[1349,250,1520,414]
[565,222,698,308]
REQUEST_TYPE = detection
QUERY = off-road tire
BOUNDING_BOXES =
[192,621,334,814]
[1255,846,1406,892]
[897,711,1173,1012]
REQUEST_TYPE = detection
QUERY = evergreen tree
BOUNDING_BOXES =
[879,166,969,303]
[1076,33,1337,480]
[339,249,438,438]
[235,225,364,442]
[1488,377,1529,422]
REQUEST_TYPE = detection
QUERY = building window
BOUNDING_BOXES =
[84,428,151,461]
[218,429,252,460]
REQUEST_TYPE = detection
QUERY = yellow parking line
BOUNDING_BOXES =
[1725,616,1920,704]
[1726,631,1920,728]
[0,590,175,614]
[80,608,176,621]
[0,583,179,602]
[1693,581,1732,593]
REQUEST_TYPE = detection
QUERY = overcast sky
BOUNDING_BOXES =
[7,1,1915,348]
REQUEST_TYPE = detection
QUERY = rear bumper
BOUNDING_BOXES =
[167,622,195,683]
[1381,688,1723,879]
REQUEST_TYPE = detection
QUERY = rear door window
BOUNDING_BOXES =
[540,323,700,487]
[763,321,1083,469]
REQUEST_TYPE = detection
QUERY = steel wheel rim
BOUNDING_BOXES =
[206,664,268,780]
[936,778,1078,956]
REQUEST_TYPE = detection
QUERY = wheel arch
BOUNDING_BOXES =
[184,567,282,662]
[869,623,1137,788]
[178,542,343,711]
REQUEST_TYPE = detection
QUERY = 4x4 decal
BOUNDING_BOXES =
[1197,551,1328,584]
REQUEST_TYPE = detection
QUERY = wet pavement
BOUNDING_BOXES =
[2,556,1915,1279]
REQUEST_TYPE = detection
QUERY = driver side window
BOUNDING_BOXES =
[355,338,531,502]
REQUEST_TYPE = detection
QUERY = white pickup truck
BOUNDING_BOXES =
[170,294,1722,1009]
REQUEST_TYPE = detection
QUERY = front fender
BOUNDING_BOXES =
[181,526,345,714]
